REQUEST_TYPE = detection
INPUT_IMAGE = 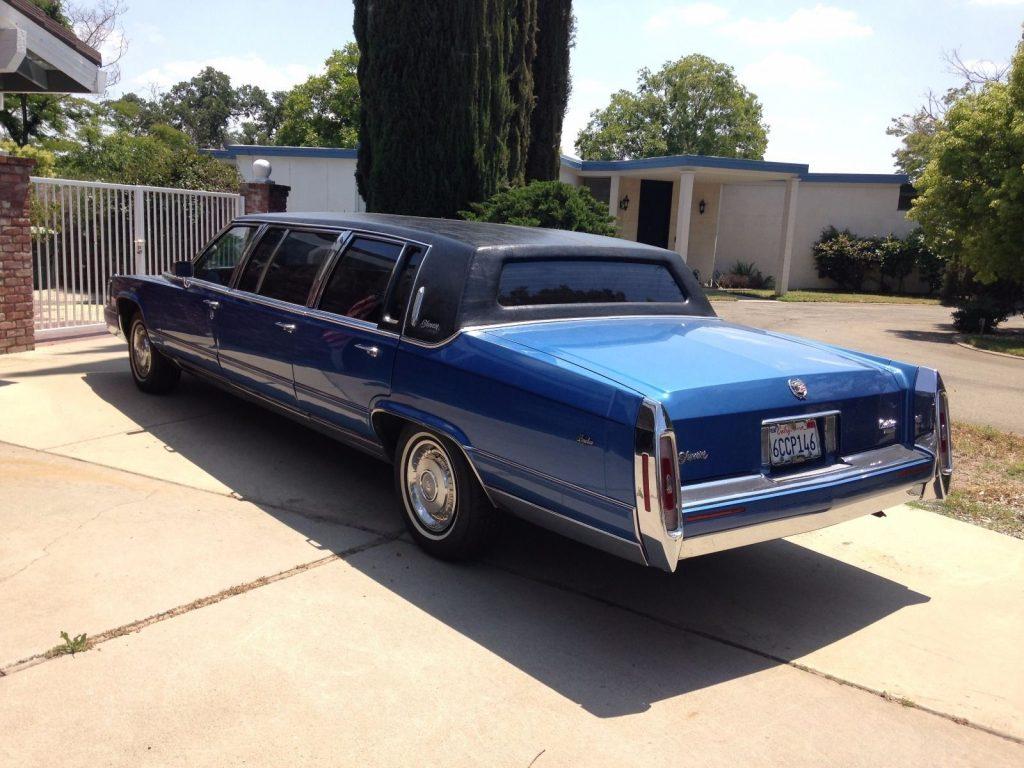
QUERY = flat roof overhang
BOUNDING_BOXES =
[0,0,104,94]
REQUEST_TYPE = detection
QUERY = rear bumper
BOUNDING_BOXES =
[637,443,941,571]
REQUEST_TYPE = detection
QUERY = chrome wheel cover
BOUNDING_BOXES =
[131,322,152,378]
[404,436,457,536]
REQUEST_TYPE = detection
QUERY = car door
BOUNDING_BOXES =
[145,225,257,372]
[214,227,341,407]
[292,236,418,441]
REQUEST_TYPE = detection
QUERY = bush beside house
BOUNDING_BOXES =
[812,226,941,295]
[460,181,615,235]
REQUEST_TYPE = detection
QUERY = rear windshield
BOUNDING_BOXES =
[497,259,686,307]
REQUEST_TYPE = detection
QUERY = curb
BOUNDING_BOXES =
[951,335,1024,362]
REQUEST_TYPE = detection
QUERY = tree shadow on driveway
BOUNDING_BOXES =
[81,366,930,718]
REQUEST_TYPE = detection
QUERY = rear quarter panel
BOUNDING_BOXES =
[386,332,641,539]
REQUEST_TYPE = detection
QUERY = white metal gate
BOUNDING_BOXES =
[29,177,244,338]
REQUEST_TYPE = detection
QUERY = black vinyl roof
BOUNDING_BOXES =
[237,212,667,254]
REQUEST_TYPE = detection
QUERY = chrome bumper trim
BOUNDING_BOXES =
[678,483,922,560]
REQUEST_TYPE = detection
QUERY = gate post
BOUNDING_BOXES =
[132,186,145,274]
[240,159,290,214]
[0,155,37,354]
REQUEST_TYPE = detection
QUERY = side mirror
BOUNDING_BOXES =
[172,260,193,278]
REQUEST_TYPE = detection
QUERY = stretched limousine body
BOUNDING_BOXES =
[106,213,953,571]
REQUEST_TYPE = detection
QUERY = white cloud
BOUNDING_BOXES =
[970,0,1024,5]
[131,54,312,92]
[740,52,836,92]
[723,5,872,44]
[645,3,730,32]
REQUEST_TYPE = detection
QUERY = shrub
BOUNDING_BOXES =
[459,181,616,235]
[0,139,56,177]
[720,261,774,290]
[814,226,942,294]
[941,263,1022,333]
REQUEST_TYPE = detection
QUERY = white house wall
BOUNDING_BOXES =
[716,181,912,290]
[233,155,364,213]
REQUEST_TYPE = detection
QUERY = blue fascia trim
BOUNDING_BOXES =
[217,144,359,159]
[559,153,808,175]
[204,149,235,160]
[800,172,909,184]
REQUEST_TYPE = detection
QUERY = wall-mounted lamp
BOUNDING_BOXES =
[698,199,706,215]
[618,195,630,211]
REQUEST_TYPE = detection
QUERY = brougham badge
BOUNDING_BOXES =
[788,378,808,400]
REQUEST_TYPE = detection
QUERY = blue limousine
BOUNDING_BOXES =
[105,213,953,571]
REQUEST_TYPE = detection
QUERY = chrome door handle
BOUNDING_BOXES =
[202,299,220,309]
[275,322,297,333]
[355,343,380,358]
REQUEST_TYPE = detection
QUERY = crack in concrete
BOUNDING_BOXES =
[0,491,154,584]
[41,411,222,451]
[0,531,401,678]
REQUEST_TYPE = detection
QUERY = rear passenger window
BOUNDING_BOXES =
[236,227,286,293]
[381,246,424,328]
[193,226,255,284]
[258,230,339,305]
[498,260,686,306]
[318,238,403,324]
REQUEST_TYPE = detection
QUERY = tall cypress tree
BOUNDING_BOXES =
[526,0,573,182]
[354,0,559,216]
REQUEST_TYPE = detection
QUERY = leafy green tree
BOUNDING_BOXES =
[275,45,360,147]
[234,85,285,145]
[911,40,1024,289]
[576,55,768,160]
[159,67,238,148]
[55,121,239,191]
[525,0,573,181]
[460,181,614,234]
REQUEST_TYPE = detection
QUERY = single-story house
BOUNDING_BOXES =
[210,144,915,294]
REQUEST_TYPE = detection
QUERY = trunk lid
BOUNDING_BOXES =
[480,316,902,483]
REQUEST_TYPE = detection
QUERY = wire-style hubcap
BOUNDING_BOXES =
[405,438,457,534]
[131,323,152,378]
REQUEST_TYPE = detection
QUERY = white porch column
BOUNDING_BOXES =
[607,174,620,230]
[674,171,695,262]
[774,177,800,295]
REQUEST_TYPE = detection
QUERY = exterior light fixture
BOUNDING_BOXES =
[698,199,706,215]
[619,195,630,211]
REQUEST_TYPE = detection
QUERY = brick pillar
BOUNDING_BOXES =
[0,155,36,355]
[240,180,290,214]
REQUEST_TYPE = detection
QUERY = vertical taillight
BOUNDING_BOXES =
[658,433,680,531]
[938,388,953,474]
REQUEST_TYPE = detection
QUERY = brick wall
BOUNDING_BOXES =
[0,155,36,354]
[241,180,290,214]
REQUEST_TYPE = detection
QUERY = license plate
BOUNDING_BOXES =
[768,418,821,467]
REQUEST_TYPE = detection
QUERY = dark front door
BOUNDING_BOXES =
[636,180,673,249]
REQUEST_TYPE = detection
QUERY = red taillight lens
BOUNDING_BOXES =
[658,434,679,530]
[641,453,651,512]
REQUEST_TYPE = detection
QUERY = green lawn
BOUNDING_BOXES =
[707,288,940,305]
[961,334,1024,358]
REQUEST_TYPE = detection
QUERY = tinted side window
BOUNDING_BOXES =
[382,246,424,328]
[258,230,338,305]
[194,226,255,284]
[498,260,686,306]
[236,228,286,293]
[319,238,402,324]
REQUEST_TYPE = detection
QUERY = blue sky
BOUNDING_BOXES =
[108,1,1023,172]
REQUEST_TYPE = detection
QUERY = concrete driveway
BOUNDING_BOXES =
[1,336,1022,767]
[715,301,1024,434]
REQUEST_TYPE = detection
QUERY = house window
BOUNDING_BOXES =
[582,177,611,206]
[898,183,916,211]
